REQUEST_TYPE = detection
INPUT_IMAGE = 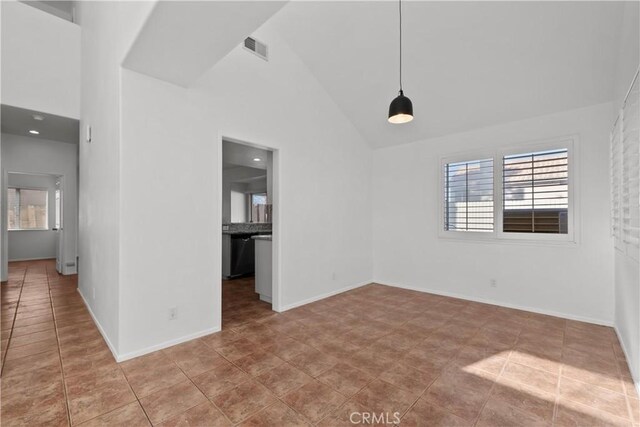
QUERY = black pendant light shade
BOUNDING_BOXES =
[388,90,413,124]
[388,0,413,124]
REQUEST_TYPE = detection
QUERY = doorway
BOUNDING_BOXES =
[0,104,80,282]
[219,137,279,330]
[5,172,64,269]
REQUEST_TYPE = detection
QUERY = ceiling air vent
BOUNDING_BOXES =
[244,37,268,61]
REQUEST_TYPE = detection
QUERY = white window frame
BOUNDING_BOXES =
[439,136,578,245]
[440,150,497,242]
[7,186,50,231]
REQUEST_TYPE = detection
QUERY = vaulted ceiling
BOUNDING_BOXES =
[270,1,625,148]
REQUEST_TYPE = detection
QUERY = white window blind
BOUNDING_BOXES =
[444,159,494,232]
[611,115,623,250]
[621,72,640,260]
[503,149,569,234]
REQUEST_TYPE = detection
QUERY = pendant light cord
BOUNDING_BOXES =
[399,0,403,93]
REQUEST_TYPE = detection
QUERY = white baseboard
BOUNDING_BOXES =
[77,288,221,363]
[260,295,272,304]
[614,326,640,397]
[8,257,76,275]
[8,256,56,262]
[279,280,371,312]
[117,326,221,362]
[77,288,120,361]
[62,265,77,275]
[377,281,614,327]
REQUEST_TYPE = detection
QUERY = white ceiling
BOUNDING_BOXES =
[21,1,74,22]
[270,1,625,148]
[124,1,286,87]
[1,104,79,143]
[223,140,270,170]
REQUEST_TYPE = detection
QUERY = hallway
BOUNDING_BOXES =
[1,259,95,425]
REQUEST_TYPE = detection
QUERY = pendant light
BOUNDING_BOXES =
[388,0,413,124]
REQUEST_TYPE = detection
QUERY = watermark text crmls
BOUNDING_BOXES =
[349,411,401,425]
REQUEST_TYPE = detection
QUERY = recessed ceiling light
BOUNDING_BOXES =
[29,130,40,135]
[253,158,261,162]
[32,114,44,121]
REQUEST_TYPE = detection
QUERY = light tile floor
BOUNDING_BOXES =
[1,260,638,426]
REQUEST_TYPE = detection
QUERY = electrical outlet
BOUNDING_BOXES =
[490,279,497,288]
[331,272,337,281]
[169,307,178,320]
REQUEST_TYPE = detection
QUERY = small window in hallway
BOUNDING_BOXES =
[7,188,48,230]
[55,189,61,230]
[251,193,269,223]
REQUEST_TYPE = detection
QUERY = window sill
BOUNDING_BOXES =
[9,228,50,232]
[438,231,577,248]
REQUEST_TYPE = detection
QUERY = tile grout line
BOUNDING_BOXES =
[555,328,635,423]
[0,265,27,376]
[551,324,567,427]
[220,322,324,425]
[208,321,372,426]
[154,348,237,426]
[469,325,521,427]
[117,364,164,426]
[47,262,74,427]
[209,340,301,425]
[400,320,488,425]
[55,276,154,426]
[616,335,636,423]
[254,318,379,426]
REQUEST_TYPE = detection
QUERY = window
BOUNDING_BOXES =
[54,189,61,230]
[7,188,48,230]
[441,139,574,242]
[444,159,494,232]
[611,70,639,260]
[503,149,568,234]
[250,193,269,223]
[230,190,247,223]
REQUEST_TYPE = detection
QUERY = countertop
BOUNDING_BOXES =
[251,235,272,241]
[222,230,272,236]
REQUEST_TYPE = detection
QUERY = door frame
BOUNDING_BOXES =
[54,176,64,273]
[2,171,65,277]
[217,135,281,329]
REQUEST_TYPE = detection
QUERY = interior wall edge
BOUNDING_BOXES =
[77,288,119,360]
[115,326,221,363]
[615,326,640,396]
[278,280,373,312]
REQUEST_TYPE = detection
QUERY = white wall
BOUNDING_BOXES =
[373,103,614,324]
[7,173,57,261]
[1,1,80,119]
[1,133,78,278]
[612,0,640,390]
[613,1,640,114]
[75,1,156,355]
[119,69,218,357]
[116,22,372,358]
[198,25,373,310]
